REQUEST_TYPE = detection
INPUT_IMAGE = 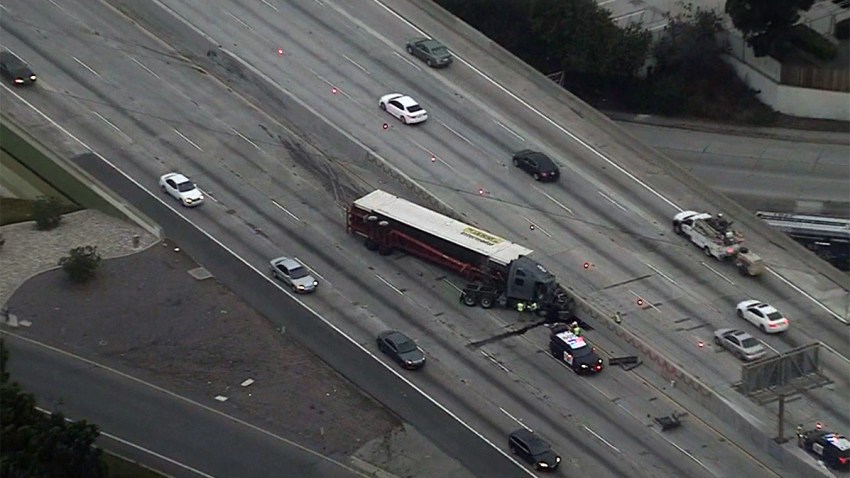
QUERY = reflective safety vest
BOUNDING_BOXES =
[516,302,526,312]
[529,302,539,311]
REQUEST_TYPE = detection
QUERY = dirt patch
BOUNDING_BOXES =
[5,239,399,457]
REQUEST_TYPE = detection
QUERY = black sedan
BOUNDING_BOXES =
[512,150,560,182]
[377,330,425,370]
[0,51,37,86]
[508,429,561,471]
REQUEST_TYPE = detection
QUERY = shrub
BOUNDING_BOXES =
[32,196,63,230]
[59,246,102,283]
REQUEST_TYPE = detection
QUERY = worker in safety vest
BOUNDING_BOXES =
[570,321,582,336]
[796,424,804,447]
[516,302,525,313]
[529,302,538,312]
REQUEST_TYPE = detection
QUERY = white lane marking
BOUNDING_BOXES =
[231,127,263,152]
[225,11,251,30]
[5,334,362,476]
[442,278,463,292]
[819,341,850,366]
[294,256,327,283]
[598,0,618,4]
[392,51,422,71]
[343,54,369,73]
[46,0,65,12]
[271,199,301,222]
[92,111,131,142]
[767,267,847,324]
[643,261,678,286]
[629,289,661,313]
[0,4,9,12]
[583,425,621,453]
[259,0,278,11]
[369,0,679,212]
[499,407,532,432]
[311,70,353,100]
[173,128,203,151]
[531,185,574,215]
[700,262,735,285]
[494,120,524,142]
[312,0,325,5]
[130,57,161,79]
[481,350,510,373]
[73,56,101,78]
[613,9,646,22]
[598,190,628,212]
[664,436,713,474]
[375,274,404,296]
[408,137,456,171]
[520,215,552,238]
[436,119,474,146]
[34,406,216,478]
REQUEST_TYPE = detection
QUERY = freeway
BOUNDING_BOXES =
[0,0,844,477]
[2,333,363,478]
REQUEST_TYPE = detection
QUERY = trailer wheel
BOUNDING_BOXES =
[703,246,712,257]
[462,293,477,307]
[479,295,494,309]
[737,263,748,276]
[365,239,379,251]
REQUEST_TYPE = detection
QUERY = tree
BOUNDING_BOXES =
[0,349,107,478]
[59,245,102,283]
[31,196,63,231]
[726,0,815,56]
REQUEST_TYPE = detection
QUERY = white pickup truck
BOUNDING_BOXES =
[672,211,764,276]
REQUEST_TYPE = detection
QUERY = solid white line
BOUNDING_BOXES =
[499,407,532,432]
[311,70,353,100]
[392,51,422,72]
[173,128,203,151]
[259,0,278,11]
[442,278,462,292]
[130,57,161,79]
[46,0,65,12]
[0,34,506,476]
[520,215,552,238]
[598,190,628,212]
[294,256,326,283]
[700,262,735,285]
[33,406,216,477]
[375,274,404,296]
[343,54,368,73]
[230,127,263,152]
[0,4,9,12]
[408,137,456,171]
[583,425,621,453]
[643,261,678,286]
[613,9,647,22]
[73,56,101,78]
[225,11,251,30]
[92,111,130,142]
[5,333,362,476]
[494,120,524,142]
[532,185,574,215]
[766,267,847,323]
[481,350,510,373]
[436,119,473,145]
[665,436,712,473]
[271,199,301,221]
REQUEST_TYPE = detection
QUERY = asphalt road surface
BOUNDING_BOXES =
[1,0,846,477]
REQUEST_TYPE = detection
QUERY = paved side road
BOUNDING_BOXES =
[0,210,474,478]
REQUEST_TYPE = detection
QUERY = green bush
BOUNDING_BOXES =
[790,24,838,61]
[59,246,102,283]
[32,196,63,230]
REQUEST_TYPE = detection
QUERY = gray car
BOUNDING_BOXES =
[377,330,425,369]
[713,328,766,361]
[405,38,453,67]
[269,256,318,293]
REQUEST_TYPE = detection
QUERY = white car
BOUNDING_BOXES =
[378,93,427,124]
[269,256,319,293]
[159,173,204,207]
[736,300,789,333]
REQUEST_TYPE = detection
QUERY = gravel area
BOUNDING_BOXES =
[0,210,410,469]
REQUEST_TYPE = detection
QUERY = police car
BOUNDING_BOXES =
[801,429,850,470]
[548,326,604,374]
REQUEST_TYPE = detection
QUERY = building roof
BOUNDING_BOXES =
[354,190,532,266]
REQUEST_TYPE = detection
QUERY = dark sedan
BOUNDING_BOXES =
[377,330,425,369]
[0,51,37,86]
[508,429,561,471]
[512,150,560,182]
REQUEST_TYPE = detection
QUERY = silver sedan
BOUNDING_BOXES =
[713,328,766,361]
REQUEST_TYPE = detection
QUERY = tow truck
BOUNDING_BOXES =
[672,210,765,276]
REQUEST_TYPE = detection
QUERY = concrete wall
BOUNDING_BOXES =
[721,30,850,121]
